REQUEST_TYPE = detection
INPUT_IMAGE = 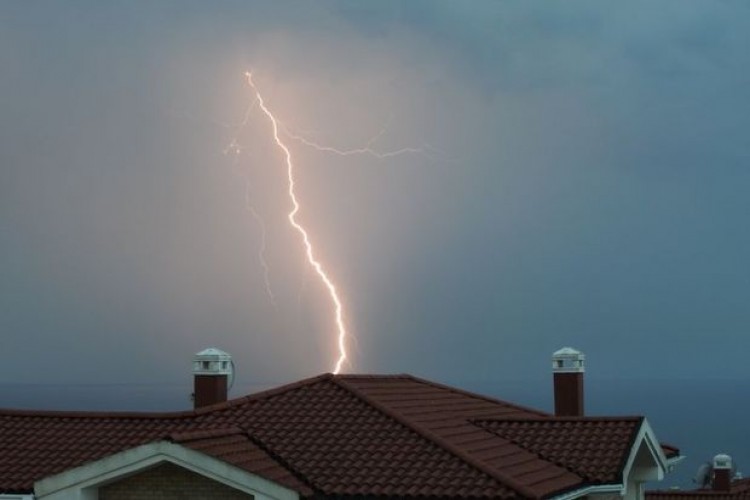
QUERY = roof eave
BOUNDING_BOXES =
[665,454,687,473]
[547,482,625,500]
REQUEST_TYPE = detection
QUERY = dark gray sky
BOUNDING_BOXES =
[2,1,749,389]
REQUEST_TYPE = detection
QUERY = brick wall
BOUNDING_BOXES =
[98,462,254,500]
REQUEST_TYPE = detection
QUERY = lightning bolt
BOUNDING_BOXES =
[222,105,277,307]
[280,121,427,159]
[245,71,349,374]
[247,196,276,307]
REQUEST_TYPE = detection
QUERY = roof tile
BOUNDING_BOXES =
[474,417,643,484]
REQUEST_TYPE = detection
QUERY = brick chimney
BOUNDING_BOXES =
[552,347,585,417]
[713,454,733,491]
[192,348,233,409]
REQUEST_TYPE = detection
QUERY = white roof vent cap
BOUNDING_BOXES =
[193,348,233,376]
[552,347,585,373]
[714,454,733,470]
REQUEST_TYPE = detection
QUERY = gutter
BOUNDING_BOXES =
[549,483,624,500]
[553,455,685,499]
[0,495,35,500]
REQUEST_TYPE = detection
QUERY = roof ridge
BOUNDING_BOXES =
[404,373,552,418]
[333,376,542,499]
[474,416,644,423]
[473,420,588,484]
[334,373,413,379]
[196,373,334,411]
[0,407,199,419]
[0,373,334,419]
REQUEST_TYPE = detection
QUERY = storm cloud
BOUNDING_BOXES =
[1,1,749,393]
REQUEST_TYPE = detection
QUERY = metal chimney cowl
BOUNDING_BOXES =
[552,347,585,373]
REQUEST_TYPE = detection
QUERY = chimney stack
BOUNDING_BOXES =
[552,347,585,417]
[192,348,233,409]
[713,454,733,491]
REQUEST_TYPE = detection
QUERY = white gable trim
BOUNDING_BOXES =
[621,418,668,484]
[549,483,625,500]
[33,441,299,500]
[551,419,672,500]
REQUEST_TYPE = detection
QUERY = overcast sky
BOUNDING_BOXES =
[2,1,749,390]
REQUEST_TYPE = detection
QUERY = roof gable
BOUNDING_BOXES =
[621,418,669,485]
[33,440,300,500]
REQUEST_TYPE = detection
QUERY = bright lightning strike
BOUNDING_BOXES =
[244,71,349,374]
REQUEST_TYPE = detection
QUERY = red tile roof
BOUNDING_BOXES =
[661,443,681,460]
[169,427,314,496]
[339,375,582,497]
[0,373,675,498]
[474,417,642,483]
[647,478,750,499]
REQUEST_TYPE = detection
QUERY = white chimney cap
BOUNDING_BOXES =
[714,454,733,470]
[552,347,585,373]
[193,348,233,376]
[195,347,231,359]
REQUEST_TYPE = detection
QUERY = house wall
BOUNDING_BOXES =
[98,462,254,500]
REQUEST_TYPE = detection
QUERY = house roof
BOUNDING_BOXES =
[169,427,314,496]
[0,373,678,499]
[474,417,643,484]
[647,478,750,500]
